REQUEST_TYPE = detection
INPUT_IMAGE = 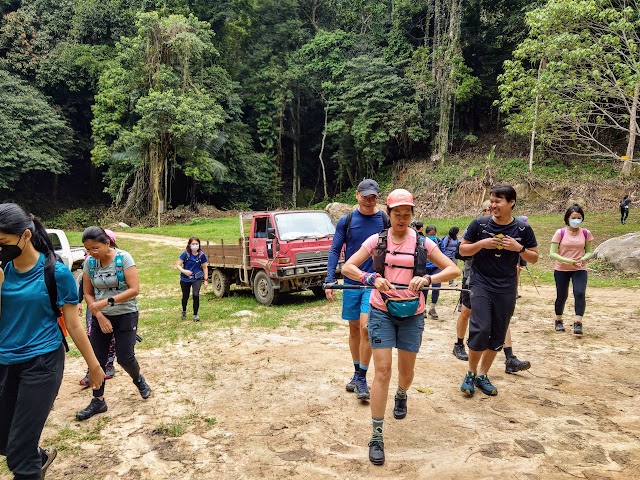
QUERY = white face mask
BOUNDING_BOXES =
[569,218,582,228]
[190,244,199,251]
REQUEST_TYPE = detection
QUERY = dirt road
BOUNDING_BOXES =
[33,279,640,480]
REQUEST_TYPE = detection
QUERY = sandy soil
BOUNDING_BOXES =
[24,275,639,480]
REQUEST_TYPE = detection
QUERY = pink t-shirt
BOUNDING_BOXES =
[362,229,438,314]
[551,227,594,271]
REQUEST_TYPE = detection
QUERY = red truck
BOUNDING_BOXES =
[201,210,338,305]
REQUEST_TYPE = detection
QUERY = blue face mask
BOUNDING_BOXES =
[427,235,437,242]
[569,218,582,228]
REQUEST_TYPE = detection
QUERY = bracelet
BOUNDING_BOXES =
[362,272,380,286]
[423,274,432,286]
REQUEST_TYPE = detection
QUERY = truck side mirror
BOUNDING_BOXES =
[266,239,273,259]
[267,228,276,239]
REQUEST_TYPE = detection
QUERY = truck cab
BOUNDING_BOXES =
[47,229,85,272]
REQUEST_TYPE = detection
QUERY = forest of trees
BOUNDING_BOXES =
[1,0,638,218]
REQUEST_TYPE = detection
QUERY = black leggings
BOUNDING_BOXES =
[621,206,629,224]
[90,312,141,397]
[181,280,203,314]
[554,270,588,317]
[0,344,64,479]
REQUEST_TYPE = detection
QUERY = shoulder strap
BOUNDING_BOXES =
[44,259,69,352]
[114,253,125,285]
[88,256,98,278]
[381,212,390,229]
[344,211,354,239]
[582,228,589,240]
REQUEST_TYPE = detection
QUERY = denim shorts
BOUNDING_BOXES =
[341,288,372,321]
[367,307,425,353]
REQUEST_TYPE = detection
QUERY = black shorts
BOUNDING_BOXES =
[467,285,516,351]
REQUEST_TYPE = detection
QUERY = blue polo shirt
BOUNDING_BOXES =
[0,253,78,364]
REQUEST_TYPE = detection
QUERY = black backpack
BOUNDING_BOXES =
[343,210,391,240]
[372,229,427,278]
[43,254,70,352]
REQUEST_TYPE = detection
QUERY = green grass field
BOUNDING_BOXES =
[63,210,638,354]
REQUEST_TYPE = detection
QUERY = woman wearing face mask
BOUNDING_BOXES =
[0,204,104,479]
[77,226,151,421]
[424,225,444,319]
[550,204,594,335]
[176,237,208,322]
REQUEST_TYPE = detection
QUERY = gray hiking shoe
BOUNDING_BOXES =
[355,376,370,400]
[428,305,439,320]
[505,356,531,374]
[452,343,468,361]
[346,372,358,392]
[41,446,57,479]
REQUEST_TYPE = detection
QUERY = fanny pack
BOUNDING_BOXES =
[194,271,204,280]
[381,293,420,318]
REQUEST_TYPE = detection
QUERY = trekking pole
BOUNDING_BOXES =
[520,265,540,295]
[323,283,469,292]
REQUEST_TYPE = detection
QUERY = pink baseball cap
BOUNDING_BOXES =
[386,189,415,208]
[104,229,117,244]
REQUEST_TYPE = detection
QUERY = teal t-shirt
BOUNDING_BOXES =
[0,253,78,365]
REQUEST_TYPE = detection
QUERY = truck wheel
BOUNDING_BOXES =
[253,271,280,306]
[310,286,325,300]
[211,269,230,298]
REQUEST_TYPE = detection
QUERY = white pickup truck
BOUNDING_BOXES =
[47,229,85,272]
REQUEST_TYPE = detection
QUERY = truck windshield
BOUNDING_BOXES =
[274,212,336,241]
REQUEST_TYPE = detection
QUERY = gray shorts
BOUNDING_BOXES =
[367,307,425,353]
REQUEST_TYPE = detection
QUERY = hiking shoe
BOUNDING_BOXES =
[76,398,107,421]
[555,320,565,332]
[355,376,370,400]
[79,370,90,388]
[393,396,407,419]
[449,280,458,287]
[193,315,200,322]
[428,306,439,320]
[452,343,468,361]
[368,440,385,465]
[181,311,187,320]
[134,375,152,399]
[573,323,583,335]
[461,371,475,397]
[346,372,358,392]
[104,363,115,379]
[505,356,531,374]
[41,446,57,479]
[475,374,498,396]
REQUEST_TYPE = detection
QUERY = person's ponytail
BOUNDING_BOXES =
[30,214,56,267]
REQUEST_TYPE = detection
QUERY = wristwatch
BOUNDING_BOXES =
[107,297,115,307]
[423,274,432,286]
[519,245,526,253]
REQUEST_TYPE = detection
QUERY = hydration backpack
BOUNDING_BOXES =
[88,253,125,288]
[372,229,427,278]
[559,227,589,244]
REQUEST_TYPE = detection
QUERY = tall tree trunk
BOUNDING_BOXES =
[291,103,297,206]
[623,82,639,176]
[318,103,329,200]
[529,58,547,172]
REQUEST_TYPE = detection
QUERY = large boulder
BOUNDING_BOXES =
[325,202,354,222]
[593,232,640,273]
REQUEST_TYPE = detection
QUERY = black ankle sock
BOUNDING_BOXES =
[456,338,464,345]
[504,347,514,359]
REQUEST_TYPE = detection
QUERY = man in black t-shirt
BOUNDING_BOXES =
[458,185,538,397]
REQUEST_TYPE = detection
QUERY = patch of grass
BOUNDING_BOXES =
[154,420,187,437]
[0,458,8,475]
[127,216,242,243]
[46,417,112,452]
[304,321,338,331]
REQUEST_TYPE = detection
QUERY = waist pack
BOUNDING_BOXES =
[381,293,420,318]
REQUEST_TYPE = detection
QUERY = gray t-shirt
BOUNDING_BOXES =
[83,248,138,315]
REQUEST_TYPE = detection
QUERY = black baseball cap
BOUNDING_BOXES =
[357,179,380,196]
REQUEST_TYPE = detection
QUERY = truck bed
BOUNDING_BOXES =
[201,240,247,269]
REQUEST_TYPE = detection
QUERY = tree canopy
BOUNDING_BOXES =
[0,0,633,215]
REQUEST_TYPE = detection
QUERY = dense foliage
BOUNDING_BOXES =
[2,0,632,216]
